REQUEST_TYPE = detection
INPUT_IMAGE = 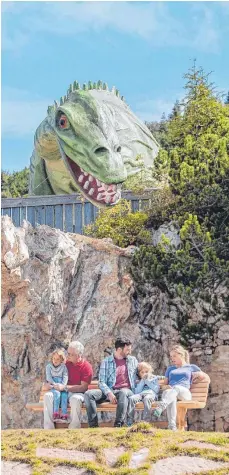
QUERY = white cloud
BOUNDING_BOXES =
[1,1,221,53]
[190,4,220,53]
[134,91,184,123]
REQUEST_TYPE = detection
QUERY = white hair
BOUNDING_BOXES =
[68,341,84,356]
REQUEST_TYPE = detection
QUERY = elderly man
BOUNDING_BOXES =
[84,337,138,427]
[43,341,93,429]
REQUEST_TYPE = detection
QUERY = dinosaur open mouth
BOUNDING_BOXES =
[66,155,122,206]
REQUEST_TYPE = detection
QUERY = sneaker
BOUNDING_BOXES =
[53,412,60,421]
[126,421,133,427]
[114,422,123,427]
[60,414,69,421]
[168,425,177,431]
[153,407,163,419]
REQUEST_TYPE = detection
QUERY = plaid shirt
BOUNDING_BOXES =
[98,354,138,396]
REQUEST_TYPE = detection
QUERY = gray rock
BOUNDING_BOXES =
[152,222,181,248]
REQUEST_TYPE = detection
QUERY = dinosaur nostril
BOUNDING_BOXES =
[117,146,121,153]
[94,147,108,154]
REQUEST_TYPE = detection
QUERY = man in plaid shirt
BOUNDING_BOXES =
[84,337,138,427]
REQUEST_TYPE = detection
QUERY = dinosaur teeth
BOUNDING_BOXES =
[88,175,93,182]
[78,175,84,183]
[88,188,95,196]
[84,181,89,190]
[96,179,101,186]
[98,186,106,192]
[108,184,116,192]
[105,195,112,204]
[97,193,104,200]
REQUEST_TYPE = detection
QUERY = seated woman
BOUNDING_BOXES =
[153,344,210,431]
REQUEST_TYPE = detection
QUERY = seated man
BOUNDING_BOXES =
[43,340,93,429]
[84,337,138,427]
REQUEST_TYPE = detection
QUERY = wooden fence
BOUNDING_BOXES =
[1,191,154,235]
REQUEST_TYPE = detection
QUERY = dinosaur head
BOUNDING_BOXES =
[50,90,127,207]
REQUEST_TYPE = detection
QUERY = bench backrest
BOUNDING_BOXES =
[190,380,209,403]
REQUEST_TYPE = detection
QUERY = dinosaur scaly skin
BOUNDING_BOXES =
[29,81,159,207]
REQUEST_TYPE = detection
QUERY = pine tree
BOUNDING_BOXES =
[225,91,229,105]
[168,100,182,120]
[1,167,29,198]
[135,64,229,298]
[166,62,229,194]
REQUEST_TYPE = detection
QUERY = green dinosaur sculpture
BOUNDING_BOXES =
[29,81,159,207]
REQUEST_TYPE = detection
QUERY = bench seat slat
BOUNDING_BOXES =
[27,380,209,419]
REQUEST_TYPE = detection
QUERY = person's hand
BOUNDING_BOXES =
[53,383,66,391]
[191,372,200,382]
[42,382,53,391]
[161,384,172,390]
[107,392,117,404]
[192,371,210,383]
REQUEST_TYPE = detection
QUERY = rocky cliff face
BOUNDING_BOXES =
[1,216,229,431]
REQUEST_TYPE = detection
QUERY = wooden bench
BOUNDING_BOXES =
[26,379,209,430]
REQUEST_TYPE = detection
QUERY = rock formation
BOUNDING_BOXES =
[1,216,229,431]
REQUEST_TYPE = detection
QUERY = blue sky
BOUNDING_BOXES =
[2,1,229,172]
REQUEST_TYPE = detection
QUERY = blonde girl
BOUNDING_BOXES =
[153,344,210,430]
[46,349,68,421]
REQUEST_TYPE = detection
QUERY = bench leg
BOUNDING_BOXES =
[177,408,187,431]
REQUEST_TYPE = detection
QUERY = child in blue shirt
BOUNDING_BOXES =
[153,345,210,430]
[46,349,68,421]
[127,362,164,425]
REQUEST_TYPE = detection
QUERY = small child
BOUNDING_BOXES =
[127,362,164,425]
[46,349,68,421]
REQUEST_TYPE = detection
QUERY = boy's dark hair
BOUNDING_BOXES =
[104,347,112,356]
[115,338,132,350]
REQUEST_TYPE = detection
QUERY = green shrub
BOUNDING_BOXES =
[84,199,151,248]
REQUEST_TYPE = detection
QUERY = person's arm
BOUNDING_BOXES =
[155,375,167,384]
[160,367,171,388]
[134,379,145,395]
[98,359,116,402]
[192,370,210,383]
[62,366,68,387]
[45,364,55,385]
[66,381,89,393]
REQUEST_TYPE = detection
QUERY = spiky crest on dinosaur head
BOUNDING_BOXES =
[47,80,125,115]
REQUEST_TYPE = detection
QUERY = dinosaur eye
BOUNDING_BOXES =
[58,114,69,129]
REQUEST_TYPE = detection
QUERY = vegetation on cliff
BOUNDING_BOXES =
[132,64,229,301]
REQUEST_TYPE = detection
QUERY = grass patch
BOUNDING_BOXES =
[2,426,229,475]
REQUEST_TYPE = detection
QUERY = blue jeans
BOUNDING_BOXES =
[51,377,68,415]
[84,388,134,427]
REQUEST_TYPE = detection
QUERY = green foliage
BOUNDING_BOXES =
[84,199,151,248]
[132,63,229,304]
[122,155,157,193]
[1,167,29,198]
[225,91,229,105]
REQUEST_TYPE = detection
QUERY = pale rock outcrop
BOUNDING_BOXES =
[1,216,229,431]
